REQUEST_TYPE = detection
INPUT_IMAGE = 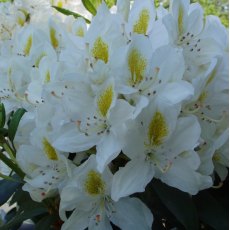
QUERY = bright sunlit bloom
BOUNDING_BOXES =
[0,0,228,229]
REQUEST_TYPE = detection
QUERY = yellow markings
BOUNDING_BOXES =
[42,138,58,160]
[148,111,168,146]
[128,48,146,85]
[44,71,51,83]
[198,91,207,104]
[57,1,63,8]
[17,17,25,26]
[133,9,150,35]
[84,170,105,196]
[206,69,216,86]
[35,52,46,68]
[50,27,59,49]
[213,153,221,162]
[178,6,184,35]
[91,37,109,63]
[76,27,84,37]
[23,35,32,56]
[97,85,113,117]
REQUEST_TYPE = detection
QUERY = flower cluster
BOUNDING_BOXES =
[0,0,228,229]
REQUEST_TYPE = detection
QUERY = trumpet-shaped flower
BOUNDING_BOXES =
[60,155,153,230]
[112,98,212,200]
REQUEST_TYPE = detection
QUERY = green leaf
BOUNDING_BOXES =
[8,108,26,142]
[0,103,6,128]
[35,215,58,230]
[0,177,20,206]
[52,6,91,23]
[152,180,199,230]
[4,208,22,230]
[105,0,116,8]
[0,128,8,136]
[193,191,228,230]
[82,0,97,16]
[1,207,47,230]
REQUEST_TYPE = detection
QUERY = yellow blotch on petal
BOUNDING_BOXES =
[84,170,105,196]
[57,1,63,8]
[133,9,150,35]
[178,6,184,35]
[76,27,84,37]
[128,48,147,85]
[97,85,113,117]
[35,52,46,68]
[213,153,221,162]
[198,91,207,104]
[91,37,109,63]
[44,71,51,83]
[206,69,216,86]
[17,17,25,26]
[148,111,168,146]
[24,35,32,56]
[42,138,58,160]
[50,27,59,49]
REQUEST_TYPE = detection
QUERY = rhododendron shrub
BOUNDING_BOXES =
[0,0,228,229]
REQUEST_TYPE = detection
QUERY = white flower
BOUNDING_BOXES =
[112,98,212,200]
[60,155,153,230]
[16,125,74,202]
[53,79,135,172]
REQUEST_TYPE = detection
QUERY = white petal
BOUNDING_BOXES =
[52,124,98,152]
[159,155,212,195]
[111,197,153,230]
[158,81,194,105]
[61,209,89,230]
[96,133,123,172]
[89,213,112,230]
[112,159,154,201]
[168,116,201,156]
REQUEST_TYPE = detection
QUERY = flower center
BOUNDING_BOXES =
[42,138,58,160]
[91,37,109,63]
[97,85,114,117]
[50,27,59,49]
[24,35,32,56]
[84,170,105,196]
[147,111,168,147]
[133,9,150,35]
[128,48,147,85]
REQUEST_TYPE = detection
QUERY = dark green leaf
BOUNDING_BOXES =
[1,207,47,230]
[0,128,8,136]
[193,191,228,230]
[105,0,116,8]
[52,6,91,23]
[35,215,58,230]
[82,0,97,16]
[91,0,102,8]
[152,180,199,230]
[4,208,22,230]
[8,108,26,141]
[0,177,20,206]
[0,103,6,128]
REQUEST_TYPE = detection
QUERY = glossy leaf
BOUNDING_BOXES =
[0,128,8,136]
[8,108,26,142]
[82,0,97,16]
[1,207,47,230]
[105,0,116,8]
[0,103,6,128]
[0,177,21,206]
[52,6,91,23]
[152,180,199,230]
[4,208,22,230]
[193,191,228,230]
[35,215,59,230]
